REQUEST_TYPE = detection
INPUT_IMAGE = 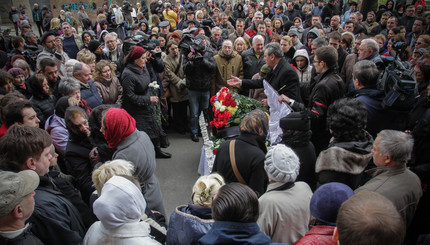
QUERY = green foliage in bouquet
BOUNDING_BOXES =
[228,92,268,126]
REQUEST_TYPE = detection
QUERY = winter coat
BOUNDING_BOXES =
[281,131,317,191]
[94,76,123,104]
[241,48,266,79]
[228,31,250,43]
[113,130,166,217]
[167,205,214,245]
[121,63,162,139]
[356,165,423,227]
[293,49,313,84]
[83,221,161,245]
[30,95,56,129]
[45,114,68,155]
[42,11,53,31]
[64,136,95,205]
[164,53,189,103]
[183,49,217,92]
[198,221,272,245]
[242,57,302,102]
[163,9,178,28]
[337,46,348,72]
[32,8,43,22]
[340,53,357,92]
[316,133,373,190]
[29,175,86,245]
[212,50,244,95]
[232,4,246,21]
[80,81,103,109]
[293,225,337,245]
[213,132,268,197]
[291,68,344,153]
[257,182,313,244]
[37,49,69,77]
[354,88,403,138]
[0,224,44,245]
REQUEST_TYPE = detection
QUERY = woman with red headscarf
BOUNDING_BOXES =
[121,45,171,159]
[101,107,166,219]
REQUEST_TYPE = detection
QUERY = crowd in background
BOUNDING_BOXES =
[0,0,429,244]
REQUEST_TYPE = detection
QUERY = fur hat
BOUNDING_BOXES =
[264,144,300,183]
[310,182,354,226]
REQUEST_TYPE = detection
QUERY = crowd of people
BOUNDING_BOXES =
[0,0,429,244]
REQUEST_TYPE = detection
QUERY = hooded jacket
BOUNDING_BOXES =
[212,50,244,95]
[315,132,374,190]
[293,49,312,84]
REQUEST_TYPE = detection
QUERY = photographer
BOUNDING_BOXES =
[183,35,216,142]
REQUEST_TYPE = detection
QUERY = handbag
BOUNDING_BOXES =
[229,140,247,185]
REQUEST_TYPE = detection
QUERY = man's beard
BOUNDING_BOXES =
[46,46,57,54]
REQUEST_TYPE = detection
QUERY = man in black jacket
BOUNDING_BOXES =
[0,126,92,245]
[228,42,302,105]
[279,46,344,155]
[183,35,216,142]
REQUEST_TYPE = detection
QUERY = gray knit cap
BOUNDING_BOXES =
[264,144,300,183]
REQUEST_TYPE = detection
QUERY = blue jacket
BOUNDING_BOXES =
[198,221,274,245]
[32,8,43,22]
[80,80,103,109]
[167,205,214,245]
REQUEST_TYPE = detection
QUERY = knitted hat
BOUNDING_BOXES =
[259,64,270,77]
[264,144,300,183]
[0,170,39,217]
[280,111,310,131]
[287,28,299,37]
[88,40,101,53]
[8,67,25,77]
[129,46,146,61]
[310,182,354,226]
[150,38,161,47]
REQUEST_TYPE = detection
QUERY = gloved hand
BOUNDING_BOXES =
[176,78,186,89]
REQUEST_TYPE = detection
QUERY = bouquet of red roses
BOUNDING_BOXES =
[209,87,238,129]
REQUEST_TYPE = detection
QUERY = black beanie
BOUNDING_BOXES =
[280,111,310,131]
[88,40,101,53]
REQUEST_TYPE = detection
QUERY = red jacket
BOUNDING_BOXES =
[293,225,336,245]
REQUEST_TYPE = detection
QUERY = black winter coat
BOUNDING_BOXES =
[183,49,216,91]
[292,68,344,154]
[213,132,268,197]
[0,224,44,245]
[30,95,56,129]
[29,175,86,245]
[242,57,302,102]
[121,63,162,139]
[241,48,265,79]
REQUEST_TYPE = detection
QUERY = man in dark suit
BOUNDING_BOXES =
[228,42,302,105]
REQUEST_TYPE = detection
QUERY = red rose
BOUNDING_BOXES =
[213,149,218,155]
[231,101,237,107]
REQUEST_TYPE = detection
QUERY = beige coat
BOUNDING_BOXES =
[163,53,188,103]
[212,50,243,95]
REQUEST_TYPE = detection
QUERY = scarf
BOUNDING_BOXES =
[104,108,136,149]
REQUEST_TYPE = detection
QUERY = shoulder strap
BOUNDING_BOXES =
[229,140,247,185]
[174,54,183,74]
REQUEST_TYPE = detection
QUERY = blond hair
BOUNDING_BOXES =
[50,18,61,29]
[92,159,135,195]
[77,49,96,64]
[192,173,225,207]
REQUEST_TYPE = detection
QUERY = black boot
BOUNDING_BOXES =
[152,138,172,158]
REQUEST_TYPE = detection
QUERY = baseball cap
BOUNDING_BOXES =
[0,170,39,217]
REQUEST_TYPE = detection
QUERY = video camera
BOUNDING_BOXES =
[178,34,206,62]
[379,41,416,111]
[122,34,162,59]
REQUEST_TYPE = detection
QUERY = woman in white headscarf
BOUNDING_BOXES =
[83,175,161,245]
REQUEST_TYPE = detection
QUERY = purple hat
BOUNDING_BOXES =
[8,67,25,77]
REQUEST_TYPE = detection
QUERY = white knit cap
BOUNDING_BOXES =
[264,144,300,183]
[93,176,146,230]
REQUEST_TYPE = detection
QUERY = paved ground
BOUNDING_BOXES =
[155,129,203,221]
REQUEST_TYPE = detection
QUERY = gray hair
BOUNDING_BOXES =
[312,37,327,47]
[72,62,87,77]
[377,130,414,166]
[137,12,143,17]
[352,60,379,87]
[58,77,81,96]
[361,38,379,53]
[222,39,233,47]
[212,26,222,34]
[65,59,80,77]
[105,32,118,41]
[254,11,263,17]
[252,34,265,45]
[263,42,283,58]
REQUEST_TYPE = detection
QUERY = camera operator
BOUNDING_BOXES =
[183,35,216,142]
